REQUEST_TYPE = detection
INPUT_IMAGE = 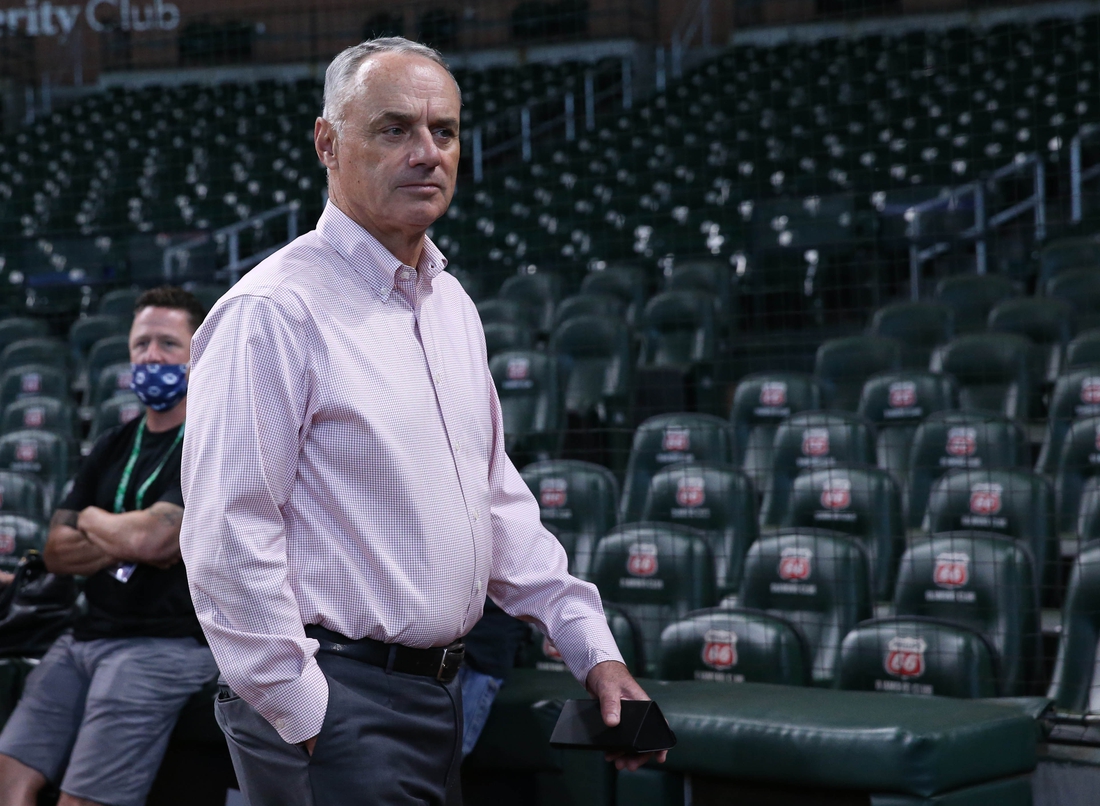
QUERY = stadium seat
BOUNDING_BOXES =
[482,323,533,360]
[499,272,562,336]
[97,288,142,317]
[67,315,129,365]
[488,350,562,464]
[552,294,626,329]
[0,430,72,511]
[579,264,648,322]
[814,335,901,411]
[665,259,733,325]
[84,336,132,387]
[87,362,135,410]
[619,413,735,523]
[657,609,810,685]
[88,394,144,443]
[476,299,526,327]
[987,297,1074,384]
[891,532,1040,696]
[1064,328,1100,372]
[1046,269,1100,332]
[0,366,70,412]
[782,466,903,600]
[929,334,1034,420]
[1,397,78,441]
[868,301,955,369]
[1037,368,1100,475]
[640,462,757,596]
[0,339,71,378]
[0,319,49,353]
[1053,414,1100,533]
[906,411,1027,530]
[590,523,717,678]
[857,370,957,484]
[758,410,875,528]
[729,371,823,494]
[0,514,46,573]
[549,315,631,422]
[934,273,1019,334]
[1047,541,1100,712]
[837,615,999,698]
[0,470,46,522]
[519,459,619,579]
[636,290,716,369]
[186,285,229,314]
[1040,236,1100,287]
[737,529,873,686]
[519,604,642,677]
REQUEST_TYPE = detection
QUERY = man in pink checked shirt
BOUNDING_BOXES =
[178,37,664,805]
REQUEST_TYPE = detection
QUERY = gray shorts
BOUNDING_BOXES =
[0,633,219,806]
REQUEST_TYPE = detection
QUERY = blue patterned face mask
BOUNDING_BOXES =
[130,363,189,412]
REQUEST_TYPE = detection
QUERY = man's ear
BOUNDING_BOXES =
[315,118,338,170]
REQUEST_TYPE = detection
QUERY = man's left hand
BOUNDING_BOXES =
[584,660,669,771]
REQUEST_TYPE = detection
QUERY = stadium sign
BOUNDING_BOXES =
[0,0,180,38]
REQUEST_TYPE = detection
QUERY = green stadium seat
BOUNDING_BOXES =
[89,393,143,443]
[665,259,733,325]
[1047,541,1100,712]
[0,470,46,522]
[640,462,757,596]
[552,294,626,329]
[987,297,1074,384]
[737,529,873,686]
[580,264,648,322]
[550,315,631,422]
[0,366,70,412]
[488,350,562,464]
[619,413,735,523]
[868,301,955,369]
[0,514,46,573]
[67,315,129,364]
[499,272,562,336]
[1,397,78,441]
[934,274,1019,334]
[758,411,875,528]
[1041,236,1100,287]
[519,604,642,677]
[637,290,716,369]
[929,334,1034,420]
[0,430,71,511]
[1064,329,1100,372]
[88,362,135,410]
[476,299,526,326]
[814,335,902,411]
[0,338,71,378]
[519,459,619,579]
[483,323,533,360]
[1054,415,1100,533]
[0,319,48,353]
[1046,269,1100,332]
[591,523,717,678]
[657,609,811,685]
[185,284,229,314]
[1036,368,1100,476]
[97,288,142,317]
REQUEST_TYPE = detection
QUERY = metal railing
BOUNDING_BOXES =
[906,153,1046,299]
[670,0,712,79]
[162,201,299,285]
[1070,124,1100,223]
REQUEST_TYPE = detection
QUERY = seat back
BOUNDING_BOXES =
[1041,236,1100,286]
[783,466,904,600]
[499,272,562,335]
[0,365,70,411]
[739,529,873,686]
[1047,542,1100,711]
[658,609,810,685]
[907,411,1027,529]
[591,523,717,678]
[868,301,955,368]
[0,338,70,377]
[550,315,631,418]
[483,323,533,360]
[0,430,71,510]
[930,333,1033,419]
[0,470,46,522]
[553,294,627,329]
[88,362,135,409]
[729,372,822,493]
[1065,329,1100,372]
[1037,368,1100,475]
[759,411,875,527]
[988,297,1074,383]
[488,351,561,459]
[521,604,643,676]
[641,462,757,596]
[0,514,46,572]
[1054,414,1100,532]
[934,274,1019,334]
[0,318,48,353]
[837,616,999,698]
[620,413,735,523]
[666,259,732,322]
[893,532,1039,696]
[68,315,129,364]
[97,287,142,317]
[858,370,957,483]
[814,335,902,411]
[520,459,619,578]
[638,290,716,368]
[1047,269,1100,331]
[1,397,78,440]
[85,335,132,386]
[580,264,648,315]
[476,298,526,327]
[89,393,144,442]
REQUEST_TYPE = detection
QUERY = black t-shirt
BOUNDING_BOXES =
[60,416,200,641]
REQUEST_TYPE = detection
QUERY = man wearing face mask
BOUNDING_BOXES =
[0,287,217,806]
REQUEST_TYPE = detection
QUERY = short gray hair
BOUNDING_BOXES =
[321,37,461,132]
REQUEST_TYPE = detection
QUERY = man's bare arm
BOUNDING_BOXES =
[43,509,118,575]
[78,502,184,568]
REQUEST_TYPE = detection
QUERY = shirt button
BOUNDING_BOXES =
[472,509,480,521]
[401,269,414,280]
[453,441,461,453]
[275,718,286,730]
[475,580,483,593]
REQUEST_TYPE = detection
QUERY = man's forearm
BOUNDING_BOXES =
[44,511,118,575]
[78,505,182,566]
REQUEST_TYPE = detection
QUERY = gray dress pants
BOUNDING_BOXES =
[214,652,464,806]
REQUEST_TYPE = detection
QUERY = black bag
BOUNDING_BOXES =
[0,550,78,658]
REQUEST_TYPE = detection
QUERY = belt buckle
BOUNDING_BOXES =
[436,643,465,682]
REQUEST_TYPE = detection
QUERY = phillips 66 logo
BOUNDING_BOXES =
[888,381,917,409]
[542,636,563,661]
[0,529,14,555]
[933,552,970,589]
[759,382,787,407]
[801,428,830,457]
[945,427,977,457]
[626,543,659,577]
[676,476,706,507]
[1082,377,1100,405]
[539,478,567,508]
[969,482,1002,515]
[778,547,813,581]
[663,427,690,452]
[506,357,530,380]
[884,636,927,679]
[701,629,738,671]
[819,477,851,510]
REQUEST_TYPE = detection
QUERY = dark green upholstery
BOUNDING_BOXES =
[906,411,1026,530]
[2,397,78,441]
[97,288,142,317]
[520,459,619,579]
[1036,367,1100,475]
[591,523,717,678]
[0,319,48,353]
[641,462,757,596]
[550,315,631,421]
[869,301,955,369]
[553,294,626,328]
[89,362,135,409]
[85,335,132,388]
[729,371,822,494]
[783,466,904,600]
[0,366,70,411]
[666,259,732,323]
[499,272,562,336]
[0,470,46,522]
[488,350,562,463]
[637,290,716,369]
[476,298,526,326]
[483,322,534,360]
[0,430,72,509]
[1046,268,1100,332]
[738,529,872,686]
[0,514,46,572]
[934,274,1019,334]
[838,616,999,698]
[1075,477,1100,542]
[68,315,128,363]
[1055,415,1100,533]
[1047,541,1100,712]
[89,394,143,441]
[0,339,71,377]
[658,609,810,685]
[619,413,735,524]
[814,335,902,411]
[987,298,1074,384]
[858,370,957,484]
[1064,329,1100,371]
[924,469,1055,604]
[893,532,1039,696]
[519,605,641,676]
[758,410,874,527]
[929,334,1034,420]
[1040,236,1100,286]
[579,265,647,320]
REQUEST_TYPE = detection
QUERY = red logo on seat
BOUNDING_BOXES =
[969,483,1002,515]
[0,529,14,555]
[884,636,927,679]
[22,408,44,428]
[116,371,133,390]
[888,381,917,408]
[801,428,829,457]
[20,373,40,394]
[119,404,142,424]
[1082,377,1100,404]
[759,382,787,406]
[626,543,659,577]
[945,427,976,457]
[819,477,851,510]
[676,477,706,507]
[542,636,563,661]
[506,358,529,380]
[539,478,567,508]
[778,547,813,581]
[933,552,970,589]
[663,427,690,452]
[15,442,37,462]
[701,629,738,670]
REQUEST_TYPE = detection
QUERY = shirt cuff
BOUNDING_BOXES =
[253,657,330,744]
[559,619,626,687]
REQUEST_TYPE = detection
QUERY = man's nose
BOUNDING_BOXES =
[408,127,442,168]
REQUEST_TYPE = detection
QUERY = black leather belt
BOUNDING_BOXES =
[305,625,465,683]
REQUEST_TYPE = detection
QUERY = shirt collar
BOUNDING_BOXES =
[316,202,449,302]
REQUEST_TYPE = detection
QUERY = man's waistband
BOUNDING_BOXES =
[304,625,465,683]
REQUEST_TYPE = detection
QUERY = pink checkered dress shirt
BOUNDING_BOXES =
[179,203,622,744]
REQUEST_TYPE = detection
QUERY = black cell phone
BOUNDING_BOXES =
[549,699,676,753]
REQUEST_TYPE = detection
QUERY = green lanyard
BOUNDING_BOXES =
[113,415,185,514]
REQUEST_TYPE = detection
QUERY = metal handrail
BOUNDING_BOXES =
[1070,124,1100,223]
[670,0,712,78]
